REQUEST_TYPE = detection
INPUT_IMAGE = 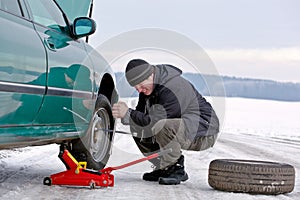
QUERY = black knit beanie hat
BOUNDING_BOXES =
[125,59,153,86]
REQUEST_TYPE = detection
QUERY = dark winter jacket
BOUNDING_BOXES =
[128,64,219,141]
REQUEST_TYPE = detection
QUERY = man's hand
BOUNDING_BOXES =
[112,101,129,118]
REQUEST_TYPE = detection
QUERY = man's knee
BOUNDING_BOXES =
[152,119,187,149]
[152,119,182,137]
[188,134,218,151]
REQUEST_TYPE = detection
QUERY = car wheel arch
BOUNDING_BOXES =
[98,73,118,105]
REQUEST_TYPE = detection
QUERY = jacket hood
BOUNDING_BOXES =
[154,64,182,86]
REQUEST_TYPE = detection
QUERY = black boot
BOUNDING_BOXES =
[143,167,169,181]
[158,155,189,185]
[143,158,169,181]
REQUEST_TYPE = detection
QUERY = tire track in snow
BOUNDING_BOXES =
[218,132,300,168]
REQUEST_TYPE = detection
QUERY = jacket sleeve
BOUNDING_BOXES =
[130,86,181,129]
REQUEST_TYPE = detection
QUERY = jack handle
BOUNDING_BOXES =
[100,148,172,174]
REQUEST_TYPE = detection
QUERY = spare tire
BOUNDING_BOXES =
[208,159,295,195]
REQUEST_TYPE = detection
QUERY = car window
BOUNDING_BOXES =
[26,0,67,30]
[0,0,22,16]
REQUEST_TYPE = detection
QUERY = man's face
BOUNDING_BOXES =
[134,73,154,95]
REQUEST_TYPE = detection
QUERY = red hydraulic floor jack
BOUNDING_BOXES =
[43,147,171,188]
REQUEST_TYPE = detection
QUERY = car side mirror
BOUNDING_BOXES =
[73,17,96,38]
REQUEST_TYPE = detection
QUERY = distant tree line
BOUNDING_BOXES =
[115,72,300,102]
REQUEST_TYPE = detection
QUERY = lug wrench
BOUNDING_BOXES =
[63,107,131,135]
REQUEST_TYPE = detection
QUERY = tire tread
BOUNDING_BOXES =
[208,159,295,195]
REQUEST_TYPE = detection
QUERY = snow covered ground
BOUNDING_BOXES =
[0,97,299,200]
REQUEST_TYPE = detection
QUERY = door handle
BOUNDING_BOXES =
[44,39,56,51]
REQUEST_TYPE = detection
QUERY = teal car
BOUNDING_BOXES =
[0,0,118,169]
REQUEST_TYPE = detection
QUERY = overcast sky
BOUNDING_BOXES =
[89,0,300,83]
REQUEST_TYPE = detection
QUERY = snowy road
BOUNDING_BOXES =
[0,131,299,200]
[1,98,299,199]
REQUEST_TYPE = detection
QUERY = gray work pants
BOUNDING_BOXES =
[133,119,218,169]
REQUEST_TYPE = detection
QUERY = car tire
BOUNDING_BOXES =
[70,94,114,170]
[208,159,295,195]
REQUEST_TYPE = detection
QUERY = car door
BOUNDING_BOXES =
[0,0,46,127]
[25,0,94,130]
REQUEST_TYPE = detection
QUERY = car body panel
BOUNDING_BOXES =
[32,24,94,125]
[0,7,46,126]
[0,0,117,149]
